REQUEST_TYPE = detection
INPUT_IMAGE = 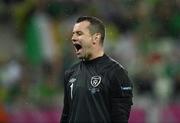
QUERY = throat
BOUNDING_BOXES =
[84,50,104,61]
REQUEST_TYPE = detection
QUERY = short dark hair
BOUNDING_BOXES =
[76,16,105,44]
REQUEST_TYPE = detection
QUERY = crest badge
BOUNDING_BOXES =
[91,76,101,87]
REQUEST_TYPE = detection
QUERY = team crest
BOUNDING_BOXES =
[91,76,101,87]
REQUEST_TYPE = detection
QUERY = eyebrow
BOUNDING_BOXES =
[72,31,83,35]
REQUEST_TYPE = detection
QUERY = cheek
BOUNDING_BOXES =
[85,40,93,49]
[82,37,93,47]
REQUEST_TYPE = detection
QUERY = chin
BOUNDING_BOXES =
[76,53,90,60]
[76,55,83,59]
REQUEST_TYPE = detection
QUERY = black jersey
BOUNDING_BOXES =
[60,54,133,123]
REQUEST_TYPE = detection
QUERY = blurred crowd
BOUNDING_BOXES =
[0,0,179,122]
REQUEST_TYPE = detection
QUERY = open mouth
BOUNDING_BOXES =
[74,43,82,52]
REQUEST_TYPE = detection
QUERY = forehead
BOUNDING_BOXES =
[73,21,90,32]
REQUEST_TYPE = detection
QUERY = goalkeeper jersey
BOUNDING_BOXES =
[60,54,133,123]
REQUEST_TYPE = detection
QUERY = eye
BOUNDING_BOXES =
[72,31,83,37]
[77,31,83,36]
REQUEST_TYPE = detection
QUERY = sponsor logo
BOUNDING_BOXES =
[69,78,76,83]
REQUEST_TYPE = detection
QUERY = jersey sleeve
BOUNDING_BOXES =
[60,71,70,123]
[109,64,133,123]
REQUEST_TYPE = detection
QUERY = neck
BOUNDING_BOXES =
[91,50,104,60]
[86,46,104,61]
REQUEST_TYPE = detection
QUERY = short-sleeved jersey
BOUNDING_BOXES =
[60,54,133,123]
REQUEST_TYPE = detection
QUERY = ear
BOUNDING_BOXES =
[92,33,101,44]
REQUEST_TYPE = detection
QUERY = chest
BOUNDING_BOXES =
[66,65,110,99]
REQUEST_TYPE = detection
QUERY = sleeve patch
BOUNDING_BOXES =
[121,86,132,90]
[120,83,133,97]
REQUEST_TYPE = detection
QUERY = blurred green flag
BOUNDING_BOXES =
[25,17,42,65]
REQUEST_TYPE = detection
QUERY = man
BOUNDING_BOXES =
[60,16,133,123]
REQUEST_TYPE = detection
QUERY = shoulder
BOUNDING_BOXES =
[105,56,130,80]
[107,58,132,88]
[108,57,126,72]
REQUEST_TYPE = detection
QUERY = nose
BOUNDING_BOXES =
[71,34,77,43]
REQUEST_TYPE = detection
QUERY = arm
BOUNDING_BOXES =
[60,72,69,123]
[109,65,133,123]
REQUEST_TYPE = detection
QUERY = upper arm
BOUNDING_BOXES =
[109,64,133,123]
[110,65,133,100]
